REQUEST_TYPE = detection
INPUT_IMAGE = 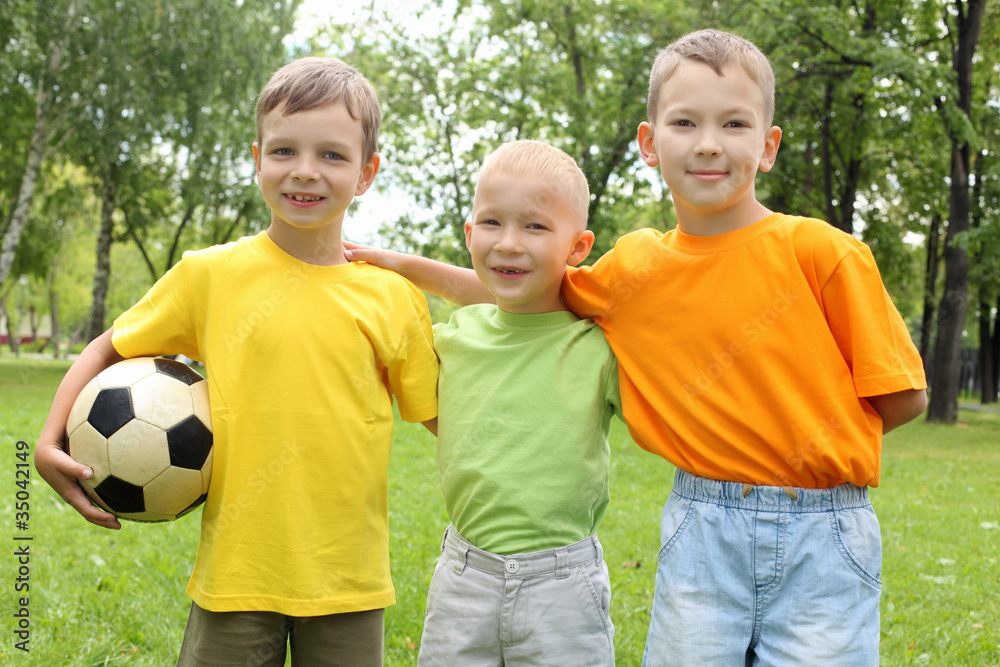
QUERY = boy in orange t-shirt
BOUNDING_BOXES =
[346,29,927,664]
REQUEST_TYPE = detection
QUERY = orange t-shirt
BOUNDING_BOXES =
[563,213,926,488]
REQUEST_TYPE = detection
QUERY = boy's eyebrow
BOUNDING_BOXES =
[262,135,359,152]
[663,103,759,119]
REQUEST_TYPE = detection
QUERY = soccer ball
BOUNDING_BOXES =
[67,356,213,522]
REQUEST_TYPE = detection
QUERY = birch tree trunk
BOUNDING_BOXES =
[0,0,78,289]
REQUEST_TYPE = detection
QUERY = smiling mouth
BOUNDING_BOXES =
[287,194,324,202]
[493,267,527,275]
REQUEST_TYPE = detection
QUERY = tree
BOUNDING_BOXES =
[65,0,300,341]
[314,0,694,265]
[0,0,82,291]
[927,0,987,422]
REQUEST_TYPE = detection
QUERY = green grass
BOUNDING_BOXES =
[2,356,998,665]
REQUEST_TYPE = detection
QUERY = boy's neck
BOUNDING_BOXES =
[676,201,774,237]
[265,223,347,266]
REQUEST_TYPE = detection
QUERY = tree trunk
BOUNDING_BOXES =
[919,213,942,367]
[979,300,996,404]
[0,0,78,289]
[0,97,53,290]
[49,270,61,360]
[927,150,971,423]
[926,0,985,423]
[2,299,18,356]
[992,295,1000,404]
[87,177,117,342]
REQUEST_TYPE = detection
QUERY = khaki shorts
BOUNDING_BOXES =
[418,526,615,666]
[175,602,384,667]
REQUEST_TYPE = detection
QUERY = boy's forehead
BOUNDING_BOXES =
[259,99,362,142]
[660,61,765,113]
[474,171,585,229]
[476,171,557,207]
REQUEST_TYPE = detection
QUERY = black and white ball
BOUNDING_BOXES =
[67,357,213,522]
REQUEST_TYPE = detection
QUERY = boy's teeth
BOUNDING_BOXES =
[497,268,522,274]
[290,194,321,201]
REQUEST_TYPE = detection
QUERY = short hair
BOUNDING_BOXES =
[476,140,590,229]
[255,57,381,162]
[647,29,775,128]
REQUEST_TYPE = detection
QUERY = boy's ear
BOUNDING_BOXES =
[567,229,595,266]
[758,126,782,173]
[637,122,660,168]
[354,153,381,196]
[252,142,261,182]
[464,220,473,251]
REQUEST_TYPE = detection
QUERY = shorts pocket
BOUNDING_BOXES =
[658,493,695,558]
[829,505,882,589]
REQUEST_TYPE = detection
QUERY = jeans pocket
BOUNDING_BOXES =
[658,493,695,558]
[830,505,882,588]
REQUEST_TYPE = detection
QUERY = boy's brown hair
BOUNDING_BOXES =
[255,57,381,161]
[647,29,776,129]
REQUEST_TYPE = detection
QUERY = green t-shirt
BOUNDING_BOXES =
[433,305,621,555]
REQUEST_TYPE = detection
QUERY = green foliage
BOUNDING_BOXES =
[314,0,693,263]
[2,357,999,665]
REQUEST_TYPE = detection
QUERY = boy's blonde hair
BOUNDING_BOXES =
[255,57,381,162]
[647,29,775,129]
[477,140,590,228]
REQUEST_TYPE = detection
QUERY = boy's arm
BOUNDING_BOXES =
[865,388,927,434]
[344,242,493,306]
[35,327,125,530]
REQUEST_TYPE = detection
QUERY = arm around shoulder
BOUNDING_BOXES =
[344,242,493,306]
[866,388,928,434]
[35,327,125,529]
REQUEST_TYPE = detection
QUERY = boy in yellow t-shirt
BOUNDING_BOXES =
[347,30,927,665]
[34,57,439,666]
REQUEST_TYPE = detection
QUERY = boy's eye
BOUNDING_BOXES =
[672,119,693,127]
[726,121,748,129]
[476,219,500,227]
[323,151,344,160]
[273,147,294,155]
[527,223,548,231]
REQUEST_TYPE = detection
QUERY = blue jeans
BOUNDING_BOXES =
[643,469,881,666]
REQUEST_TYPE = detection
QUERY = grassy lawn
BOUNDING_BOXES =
[1,355,998,665]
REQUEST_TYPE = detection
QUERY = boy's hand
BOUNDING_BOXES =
[344,241,493,306]
[34,438,122,530]
[343,241,406,272]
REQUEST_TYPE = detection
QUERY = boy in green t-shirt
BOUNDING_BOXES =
[351,139,622,665]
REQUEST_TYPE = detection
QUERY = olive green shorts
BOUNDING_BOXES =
[175,602,384,667]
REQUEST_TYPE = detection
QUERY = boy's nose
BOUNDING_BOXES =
[495,229,524,253]
[291,157,320,181]
[694,130,722,157]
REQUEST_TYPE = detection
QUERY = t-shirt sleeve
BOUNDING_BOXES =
[821,244,927,397]
[384,282,440,423]
[562,248,618,329]
[112,257,201,360]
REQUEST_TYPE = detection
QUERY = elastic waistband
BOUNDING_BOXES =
[442,526,603,579]
[671,469,870,512]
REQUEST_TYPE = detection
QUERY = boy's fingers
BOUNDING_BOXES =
[62,478,122,530]
[36,443,122,530]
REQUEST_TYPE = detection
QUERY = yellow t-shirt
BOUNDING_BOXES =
[113,232,439,615]
[563,213,925,489]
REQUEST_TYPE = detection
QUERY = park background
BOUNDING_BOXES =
[1,0,998,664]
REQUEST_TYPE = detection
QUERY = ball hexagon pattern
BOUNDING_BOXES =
[67,357,213,522]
